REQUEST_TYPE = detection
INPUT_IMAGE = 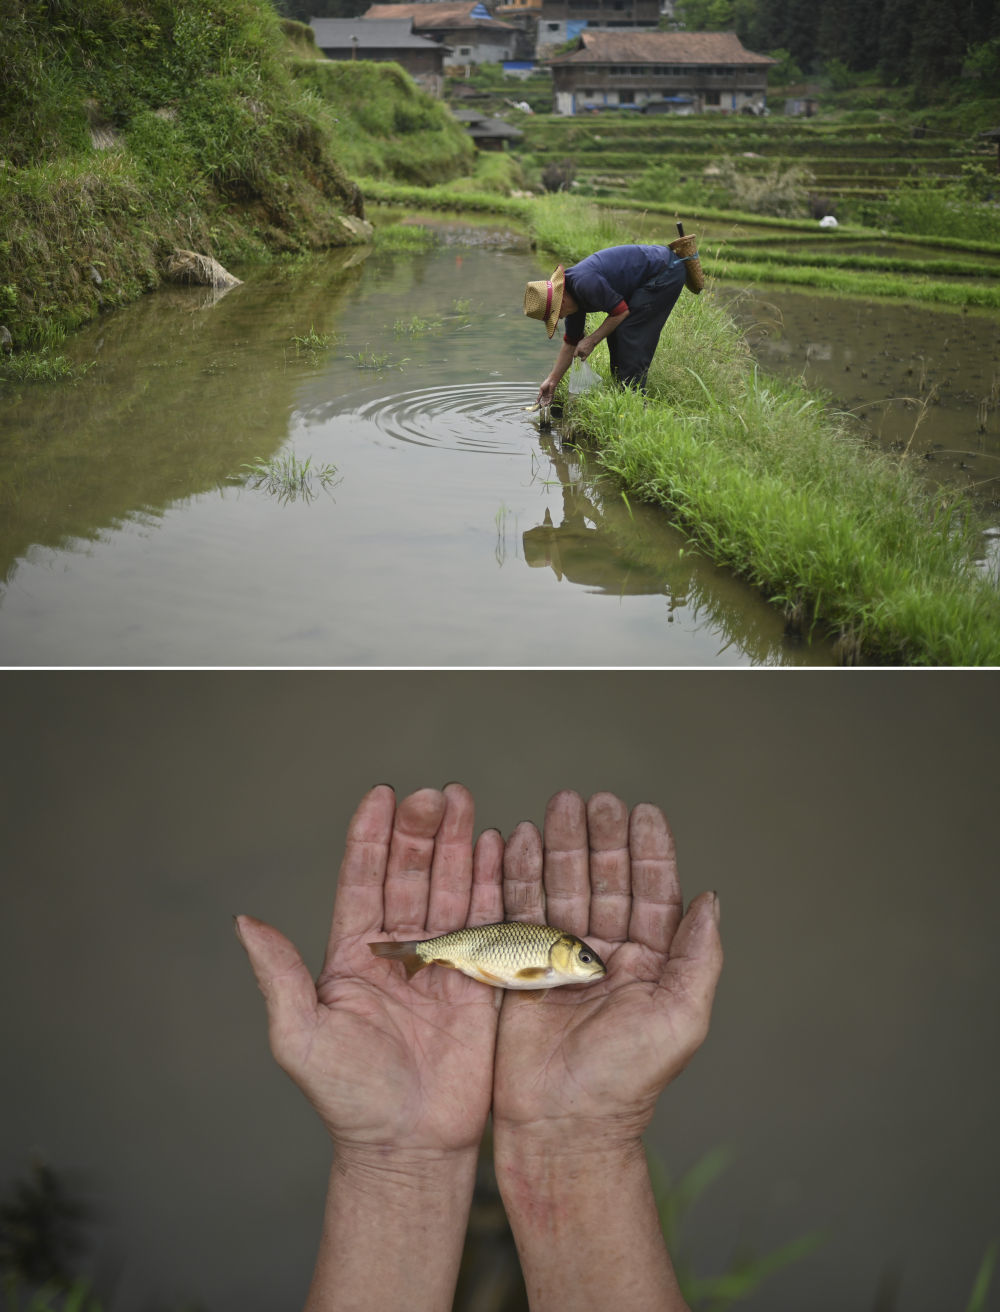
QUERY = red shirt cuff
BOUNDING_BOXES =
[611,299,628,316]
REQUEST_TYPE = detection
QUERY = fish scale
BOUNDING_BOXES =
[368,920,607,990]
[422,922,564,968]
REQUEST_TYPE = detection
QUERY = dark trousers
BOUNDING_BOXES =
[606,256,686,391]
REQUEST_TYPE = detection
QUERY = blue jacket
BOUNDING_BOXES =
[563,244,678,343]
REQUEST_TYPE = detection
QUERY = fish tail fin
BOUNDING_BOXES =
[368,939,426,979]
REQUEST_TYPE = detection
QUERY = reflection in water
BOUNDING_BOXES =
[523,435,678,597]
[520,429,826,666]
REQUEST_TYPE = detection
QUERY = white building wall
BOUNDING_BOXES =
[442,34,517,65]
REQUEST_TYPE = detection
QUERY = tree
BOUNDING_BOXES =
[877,0,917,83]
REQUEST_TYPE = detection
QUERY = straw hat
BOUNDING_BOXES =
[523,264,565,338]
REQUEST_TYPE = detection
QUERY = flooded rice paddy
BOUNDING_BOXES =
[1,222,996,666]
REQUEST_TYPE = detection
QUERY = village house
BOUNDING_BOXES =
[363,2,519,69]
[309,17,449,96]
[535,0,660,55]
[452,107,526,148]
[545,30,775,115]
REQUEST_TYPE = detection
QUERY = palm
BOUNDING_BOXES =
[238,784,505,1156]
[493,792,721,1141]
[303,936,498,1152]
[497,941,694,1133]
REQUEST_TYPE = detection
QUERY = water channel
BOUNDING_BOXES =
[2,219,997,667]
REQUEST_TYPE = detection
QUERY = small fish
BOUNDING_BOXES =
[368,921,606,990]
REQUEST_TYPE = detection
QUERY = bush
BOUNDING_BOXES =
[708,158,814,217]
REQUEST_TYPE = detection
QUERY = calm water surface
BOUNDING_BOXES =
[0,240,834,666]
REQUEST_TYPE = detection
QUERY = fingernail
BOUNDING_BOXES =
[710,891,721,924]
[371,782,395,792]
[233,914,245,945]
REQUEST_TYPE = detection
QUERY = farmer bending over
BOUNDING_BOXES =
[524,243,686,407]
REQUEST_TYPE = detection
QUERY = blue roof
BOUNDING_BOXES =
[470,2,491,16]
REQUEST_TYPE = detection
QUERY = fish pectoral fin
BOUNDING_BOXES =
[472,966,509,986]
[515,966,551,980]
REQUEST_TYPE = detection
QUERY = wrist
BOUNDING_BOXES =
[306,1143,479,1312]
[492,1127,687,1312]
[492,1116,645,1190]
[333,1139,480,1191]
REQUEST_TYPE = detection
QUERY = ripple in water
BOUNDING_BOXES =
[353,382,540,454]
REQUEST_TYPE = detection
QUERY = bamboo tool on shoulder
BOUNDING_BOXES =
[668,217,704,294]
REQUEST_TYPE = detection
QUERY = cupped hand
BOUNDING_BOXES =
[236,784,504,1159]
[493,790,723,1147]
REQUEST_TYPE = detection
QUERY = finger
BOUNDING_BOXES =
[541,789,591,938]
[503,821,546,922]
[235,914,318,1068]
[382,787,447,936]
[327,785,397,955]
[469,828,505,926]
[656,892,723,1048]
[585,791,632,943]
[425,782,476,934]
[627,802,684,955]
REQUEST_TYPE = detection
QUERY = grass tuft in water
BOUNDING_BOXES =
[345,347,407,371]
[0,351,92,384]
[392,314,443,337]
[240,452,338,502]
[290,326,336,351]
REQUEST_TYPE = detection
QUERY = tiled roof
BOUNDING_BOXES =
[548,31,776,65]
[310,17,445,48]
[364,2,515,29]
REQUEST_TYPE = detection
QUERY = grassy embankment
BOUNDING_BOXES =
[0,2,473,369]
[527,195,1000,664]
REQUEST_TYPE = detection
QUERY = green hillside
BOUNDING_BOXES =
[0,2,473,350]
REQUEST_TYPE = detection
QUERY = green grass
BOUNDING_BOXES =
[647,1144,825,1310]
[290,326,336,350]
[290,58,474,185]
[344,347,408,371]
[563,336,1000,665]
[0,350,90,384]
[392,313,443,337]
[373,223,439,253]
[239,452,339,502]
[0,2,478,350]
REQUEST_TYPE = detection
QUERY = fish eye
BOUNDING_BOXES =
[580,950,593,963]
